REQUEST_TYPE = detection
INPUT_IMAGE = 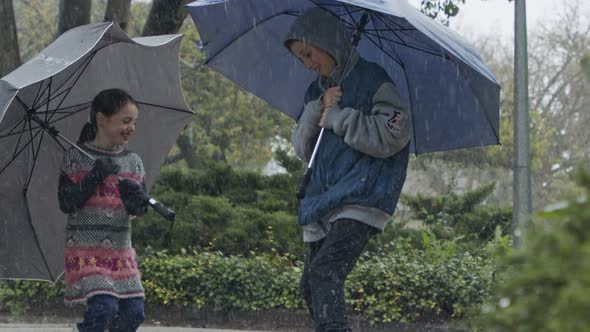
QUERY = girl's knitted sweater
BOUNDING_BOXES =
[58,143,145,304]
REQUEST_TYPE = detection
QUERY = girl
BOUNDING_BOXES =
[58,88,149,332]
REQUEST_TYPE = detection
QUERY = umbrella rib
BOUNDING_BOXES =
[0,117,27,139]
[25,110,37,182]
[24,116,46,191]
[371,13,446,59]
[31,79,49,112]
[47,53,97,124]
[3,102,92,138]
[363,30,447,59]
[0,119,27,175]
[22,191,56,281]
[135,101,194,114]
[43,77,53,125]
[0,126,44,175]
[31,52,96,119]
[360,31,403,67]
[35,101,92,115]
[44,102,92,125]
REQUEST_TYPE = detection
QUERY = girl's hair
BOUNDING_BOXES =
[78,88,138,144]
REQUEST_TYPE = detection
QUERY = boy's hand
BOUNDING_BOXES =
[322,86,342,109]
[320,86,342,127]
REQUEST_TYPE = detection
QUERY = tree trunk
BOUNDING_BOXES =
[141,0,190,36]
[142,0,196,166]
[0,0,21,77]
[104,0,132,31]
[57,0,92,36]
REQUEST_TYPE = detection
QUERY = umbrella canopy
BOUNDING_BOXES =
[187,0,500,154]
[0,22,193,281]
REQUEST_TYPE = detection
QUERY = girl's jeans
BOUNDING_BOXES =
[77,294,145,332]
[300,218,376,332]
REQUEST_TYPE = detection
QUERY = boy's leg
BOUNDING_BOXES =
[309,219,375,332]
[300,239,324,320]
[109,296,145,332]
[77,294,118,332]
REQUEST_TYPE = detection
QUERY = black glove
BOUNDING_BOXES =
[58,158,120,214]
[118,178,149,216]
[93,158,120,180]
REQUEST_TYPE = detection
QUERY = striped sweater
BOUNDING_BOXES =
[58,143,146,304]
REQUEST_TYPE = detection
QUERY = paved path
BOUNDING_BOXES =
[0,323,271,332]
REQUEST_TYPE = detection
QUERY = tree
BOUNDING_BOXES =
[406,3,589,210]
[104,0,132,31]
[0,0,21,76]
[141,0,190,37]
[420,0,465,25]
[57,0,91,36]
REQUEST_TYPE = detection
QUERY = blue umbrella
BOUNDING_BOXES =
[187,0,500,154]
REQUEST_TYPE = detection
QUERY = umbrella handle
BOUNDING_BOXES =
[148,198,176,221]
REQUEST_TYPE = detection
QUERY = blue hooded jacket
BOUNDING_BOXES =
[286,8,411,238]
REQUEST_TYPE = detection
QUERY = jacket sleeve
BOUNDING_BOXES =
[291,98,324,162]
[322,82,411,158]
[58,170,105,214]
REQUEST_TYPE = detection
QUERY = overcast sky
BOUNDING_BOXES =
[408,0,590,42]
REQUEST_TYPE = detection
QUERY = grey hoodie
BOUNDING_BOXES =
[284,7,359,88]
[285,7,411,242]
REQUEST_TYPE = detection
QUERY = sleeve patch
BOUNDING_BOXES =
[386,111,404,131]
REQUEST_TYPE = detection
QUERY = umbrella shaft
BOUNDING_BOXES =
[307,128,324,169]
[56,132,95,161]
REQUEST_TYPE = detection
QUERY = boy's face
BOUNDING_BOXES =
[289,40,336,77]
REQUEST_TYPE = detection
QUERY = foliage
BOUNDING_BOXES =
[475,168,590,331]
[0,238,495,324]
[420,0,466,25]
[401,182,512,247]
[347,237,495,324]
[132,158,305,257]
[139,248,303,311]
[176,22,294,170]
[582,54,590,81]
[0,280,63,315]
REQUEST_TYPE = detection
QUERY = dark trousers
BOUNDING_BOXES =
[77,294,145,332]
[300,218,376,332]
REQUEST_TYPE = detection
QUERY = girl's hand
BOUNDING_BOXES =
[93,158,120,178]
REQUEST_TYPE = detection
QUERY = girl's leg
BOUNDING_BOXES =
[308,219,376,332]
[109,297,145,332]
[77,295,118,332]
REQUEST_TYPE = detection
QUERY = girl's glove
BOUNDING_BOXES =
[58,158,120,213]
[118,178,149,216]
[93,158,120,180]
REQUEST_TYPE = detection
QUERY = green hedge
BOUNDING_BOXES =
[0,236,495,324]
[475,169,590,331]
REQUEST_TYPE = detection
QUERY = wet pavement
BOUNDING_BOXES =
[0,323,271,332]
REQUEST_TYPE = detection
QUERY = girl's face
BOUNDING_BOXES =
[289,40,336,77]
[96,102,139,147]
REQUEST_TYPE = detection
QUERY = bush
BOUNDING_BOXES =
[348,237,494,324]
[476,168,590,331]
[0,237,495,324]
[133,160,304,257]
[401,183,512,248]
